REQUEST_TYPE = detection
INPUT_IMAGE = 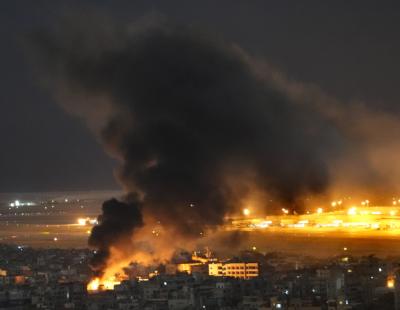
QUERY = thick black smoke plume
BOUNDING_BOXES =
[33,15,340,272]
[88,198,143,275]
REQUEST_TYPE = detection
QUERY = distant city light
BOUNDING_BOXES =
[387,276,395,288]
[77,218,87,226]
[243,208,251,216]
[361,199,370,207]
[347,207,357,216]
[9,200,35,208]
[77,217,98,226]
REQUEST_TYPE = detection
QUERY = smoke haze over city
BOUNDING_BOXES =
[2,3,400,308]
[28,12,400,276]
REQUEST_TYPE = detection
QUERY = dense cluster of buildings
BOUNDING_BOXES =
[0,244,399,309]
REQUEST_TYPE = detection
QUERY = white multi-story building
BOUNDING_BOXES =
[208,262,259,279]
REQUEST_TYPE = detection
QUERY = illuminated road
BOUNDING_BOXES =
[206,229,400,258]
[213,206,400,257]
[1,192,400,257]
[0,191,112,248]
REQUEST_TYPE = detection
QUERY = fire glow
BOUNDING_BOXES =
[87,277,121,292]
[86,245,165,293]
[231,204,400,235]
[86,203,400,292]
[76,217,98,226]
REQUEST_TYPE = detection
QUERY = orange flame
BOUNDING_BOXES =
[86,218,197,292]
[87,276,121,292]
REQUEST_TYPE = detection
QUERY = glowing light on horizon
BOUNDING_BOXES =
[9,200,35,208]
[331,200,343,207]
[243,208,251,216]
[76,217,98,226]
[347,207,357,216]
[387,276,395,288]
[77,218,87,226]
[255,220,272,228]
[361,199,370,207]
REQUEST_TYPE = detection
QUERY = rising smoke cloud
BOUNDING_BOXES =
[88,197,143,275]
[31,14,400,275]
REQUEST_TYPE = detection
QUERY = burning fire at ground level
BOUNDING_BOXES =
[87,277,121,292]
[85,203,400,292]
[35,15,400,297]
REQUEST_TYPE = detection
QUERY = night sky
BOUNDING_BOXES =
[1,0,400,192]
